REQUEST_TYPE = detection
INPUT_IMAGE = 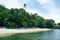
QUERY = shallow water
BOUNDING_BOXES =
[0,29,60,40]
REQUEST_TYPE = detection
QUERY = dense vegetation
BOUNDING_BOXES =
[0,5,59,29]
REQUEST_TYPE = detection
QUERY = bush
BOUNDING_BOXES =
[6,22,16,28]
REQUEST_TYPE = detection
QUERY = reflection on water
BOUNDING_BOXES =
[0,29,60,40]
[54,29,60,40]
[22,30,56,40]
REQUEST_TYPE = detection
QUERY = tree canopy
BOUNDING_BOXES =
[0,5,58,29]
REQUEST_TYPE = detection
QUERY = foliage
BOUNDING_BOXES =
[45,19,56,28]
[0,5,57,29]
[56,23,60,29]
[5,22,15,28]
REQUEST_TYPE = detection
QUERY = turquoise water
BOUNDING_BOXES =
[0,29,60,40]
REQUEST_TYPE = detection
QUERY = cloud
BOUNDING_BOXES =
[18,0,29,3]
[36,0,60,23]
[25,8,39,14]
[45,4,60,23]
[37,0,50,5]
[0,0,29,9]
[45,8,60,23]
[0,0,20,8]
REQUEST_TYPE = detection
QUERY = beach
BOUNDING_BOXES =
[0,28,51,34]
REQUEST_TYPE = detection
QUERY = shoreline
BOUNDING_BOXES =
[0,28,52,34]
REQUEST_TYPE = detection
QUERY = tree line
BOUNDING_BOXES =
[0,5,60,29]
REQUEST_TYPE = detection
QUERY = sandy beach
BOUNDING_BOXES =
[0,28,51,34]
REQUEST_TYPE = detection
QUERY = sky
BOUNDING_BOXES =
[0,0,60,23]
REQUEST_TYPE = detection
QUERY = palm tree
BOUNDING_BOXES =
[24,3,26,8]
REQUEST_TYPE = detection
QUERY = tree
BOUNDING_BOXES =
[24,3,26,8]
[45,19,56,28]
[31,13,45,28]
[0,12,7,26]
[22,22,28,27]
[6,22,16,28]
[0,5,57,29]
[56,23,60,28]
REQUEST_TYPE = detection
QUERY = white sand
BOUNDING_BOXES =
[0,28,51,34]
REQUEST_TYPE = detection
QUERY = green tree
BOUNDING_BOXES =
[0,5,57,29]
[6,22,16,28]
[24,3,26,8]
[22,22,28,27]
[56,23,60,28]
[45,19,56,28]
